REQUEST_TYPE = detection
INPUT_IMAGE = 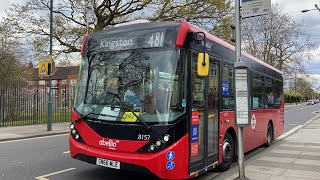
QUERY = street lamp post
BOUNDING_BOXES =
[289,78,292,104]
[302,5,319,103]
[47,0,53,131]
[295,74,297,105]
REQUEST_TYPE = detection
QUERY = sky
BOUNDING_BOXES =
[0,0,320,88]
[273,0,320,90]
[0,0,21,18]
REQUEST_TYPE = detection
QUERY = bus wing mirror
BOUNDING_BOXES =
[193,32,204,44]
[197,53,209,77]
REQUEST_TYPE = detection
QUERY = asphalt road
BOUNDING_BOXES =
[0,103,318,180]
[284,103,320,133]
[0,135,158,180]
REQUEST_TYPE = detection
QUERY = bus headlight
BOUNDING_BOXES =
[72,129,77,135]
[70,123,85,143]
[155,140,161,147]
[75,134,80,140]
[138,131,173,153]
[149,144,155,151]
[163,134,170,142]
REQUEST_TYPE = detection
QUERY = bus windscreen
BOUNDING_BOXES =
[75,48,186,124]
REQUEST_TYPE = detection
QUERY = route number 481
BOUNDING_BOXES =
[148,32,165,47]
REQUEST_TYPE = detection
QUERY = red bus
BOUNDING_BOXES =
[69,20,284,179]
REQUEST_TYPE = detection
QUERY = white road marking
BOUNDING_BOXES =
[35,168,76,180]
[63,151,70,154]
[0,134,68,144]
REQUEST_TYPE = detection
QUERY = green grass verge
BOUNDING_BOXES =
[0,111,72,127]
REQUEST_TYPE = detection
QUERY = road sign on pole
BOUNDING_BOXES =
[38,61,52,77]
[241,0,271,18]
[234,1,270,179]
[235,0,250,179]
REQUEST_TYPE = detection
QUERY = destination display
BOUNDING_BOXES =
[86,28,177,52]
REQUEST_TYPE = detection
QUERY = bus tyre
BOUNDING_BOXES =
[265,124,274,147]
[218,132,234,172]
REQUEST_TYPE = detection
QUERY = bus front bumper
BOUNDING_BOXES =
[69,134,190,179]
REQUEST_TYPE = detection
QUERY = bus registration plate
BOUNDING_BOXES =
[96,158,120,169]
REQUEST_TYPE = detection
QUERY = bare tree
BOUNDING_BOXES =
[148,0,233,42]
[4,0,233,58]
[241,4,317,73]
[0,23,31,81]
[5,0,153,55]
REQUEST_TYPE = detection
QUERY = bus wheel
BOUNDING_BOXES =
[265,123,274,147]
[218,132,234,172]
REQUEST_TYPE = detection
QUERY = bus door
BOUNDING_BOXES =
[189,52,219,174]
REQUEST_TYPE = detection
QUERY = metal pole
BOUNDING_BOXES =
[235,0,241,63]
[86,0,89,34]
[289,78,292,104]
[47,0,53,131]
[237,127,245,178]
[235,0,246,179]
[295,75,297,105]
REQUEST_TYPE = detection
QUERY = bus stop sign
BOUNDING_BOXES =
[234,61,250,127]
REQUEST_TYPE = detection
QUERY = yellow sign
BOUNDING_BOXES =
[38,61,52,77]
[121,112,141,122]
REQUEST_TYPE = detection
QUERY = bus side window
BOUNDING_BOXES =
[265,77,274,108]
[222,63,234,109]
[252,73,264,109]
[274,80,283,108]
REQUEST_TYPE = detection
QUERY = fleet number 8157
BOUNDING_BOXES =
[137,134,150,140]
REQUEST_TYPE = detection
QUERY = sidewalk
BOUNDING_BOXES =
[0,122,70,142]
[213,115,320,180]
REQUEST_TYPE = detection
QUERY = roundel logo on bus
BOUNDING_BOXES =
[251,114,256,130]
[98,138,119,150]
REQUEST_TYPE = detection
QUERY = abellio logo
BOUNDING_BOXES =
[98,138,119,150]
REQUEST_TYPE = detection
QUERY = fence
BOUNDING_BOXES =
[0,81,76,127]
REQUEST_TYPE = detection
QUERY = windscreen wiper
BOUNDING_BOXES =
[106,105,154,132]
[75,112,116,123]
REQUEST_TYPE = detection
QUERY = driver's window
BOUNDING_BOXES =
[192,54,205,111]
